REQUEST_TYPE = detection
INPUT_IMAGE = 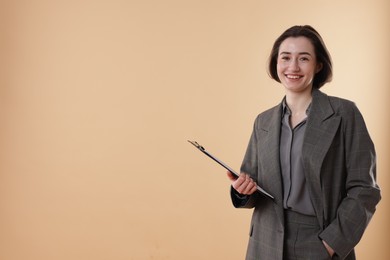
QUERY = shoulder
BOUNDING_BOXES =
[315,90,360,117]
[327,94,362,118]
[321,92,368,130]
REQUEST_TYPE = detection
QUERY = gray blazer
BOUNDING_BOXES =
[231,89,381,260]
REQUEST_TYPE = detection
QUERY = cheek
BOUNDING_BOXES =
[276,63,284,77]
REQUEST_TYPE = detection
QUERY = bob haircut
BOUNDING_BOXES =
[268,25,333,89]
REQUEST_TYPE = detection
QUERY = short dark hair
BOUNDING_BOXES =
[268,25,333,89]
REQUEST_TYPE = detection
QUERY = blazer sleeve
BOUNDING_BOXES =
[230,121,261,209]
[319,102,381,259]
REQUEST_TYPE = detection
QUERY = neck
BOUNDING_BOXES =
[285,90,313,115]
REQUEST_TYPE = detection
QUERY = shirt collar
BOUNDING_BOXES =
[282,97,312,117]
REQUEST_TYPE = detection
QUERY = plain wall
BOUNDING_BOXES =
[1,0,389,259]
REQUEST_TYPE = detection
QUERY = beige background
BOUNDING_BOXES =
[1,0,389,259]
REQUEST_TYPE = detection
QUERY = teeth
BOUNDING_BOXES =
[287,75,301,79]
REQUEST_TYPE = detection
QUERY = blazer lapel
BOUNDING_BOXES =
[302,90,341,226]
[257,104,284,224]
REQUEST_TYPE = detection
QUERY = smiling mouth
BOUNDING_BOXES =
[286,74,302,79]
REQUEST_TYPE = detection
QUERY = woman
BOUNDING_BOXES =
[227,25,381,260]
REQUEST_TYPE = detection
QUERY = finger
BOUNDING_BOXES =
[234,173,247,186]
[238,176,253,194]
[232,179,241,191]
[249,184,257,194]
[233,175,247,193]
[226,171,236,181]
[243,180,255,194]
[243,177,258,195]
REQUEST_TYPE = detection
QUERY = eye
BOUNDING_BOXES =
[280,56,290,61]
[300,56,310,61]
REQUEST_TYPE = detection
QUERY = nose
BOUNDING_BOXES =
[290,59,300,71]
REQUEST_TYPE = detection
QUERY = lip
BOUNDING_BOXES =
[285,74,303,80]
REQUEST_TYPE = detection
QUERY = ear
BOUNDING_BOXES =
[316,62,323,73]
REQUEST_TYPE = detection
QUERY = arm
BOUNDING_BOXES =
[319,103,381,259]
[229,122,262,208]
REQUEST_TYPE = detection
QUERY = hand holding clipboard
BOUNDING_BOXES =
[188,140,274,199]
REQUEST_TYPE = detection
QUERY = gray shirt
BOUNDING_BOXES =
[280,101,315,216]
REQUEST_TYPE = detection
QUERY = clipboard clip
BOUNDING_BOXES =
[188,140,205,151]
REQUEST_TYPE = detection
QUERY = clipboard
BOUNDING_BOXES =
[188,140,274,199]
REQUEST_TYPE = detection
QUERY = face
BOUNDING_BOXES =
[277,37,322,94]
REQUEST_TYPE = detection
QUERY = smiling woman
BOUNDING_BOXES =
[227,25,381,260]
[277,37,322,94]
[0,1,389,260]
[276,37,322,127]
[269,26,333,90]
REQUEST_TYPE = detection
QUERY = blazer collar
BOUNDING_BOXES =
[262,89,341,227]
[310,89,335,122]
[302,89,341,226]
[257,103,284,225]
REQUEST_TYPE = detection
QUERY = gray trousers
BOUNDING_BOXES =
[283,210,332,260]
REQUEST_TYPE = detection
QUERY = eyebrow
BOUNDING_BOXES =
[279,51,313,56]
